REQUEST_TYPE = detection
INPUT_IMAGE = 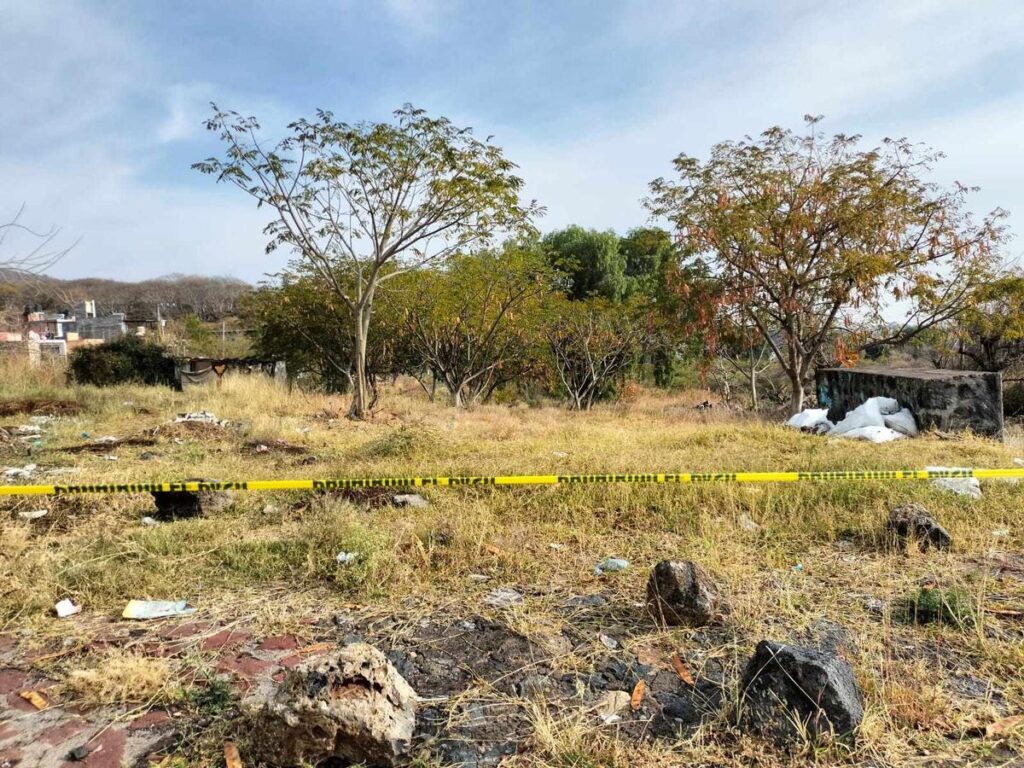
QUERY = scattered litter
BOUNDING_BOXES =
[18,509,48,520]
[102,454,119,461]
[3,464,37,479]
[93,435,119,445]
[839,425,905,443]
[993,527,1010,537]
[172,438,184,445]
[595,690,631,723]
[594,557,629,576]
[141,516,157,526]
[121,599,196,620]
[883,408,918,437]
[548,542,565,550]
[788,397,916,443]
[483,587,524,608]
[786,408,831,432]
[791,563,804,573]
[393,493,429,509]
[927,466,982,499]
[552,451,569,458]
[27,415,54,425]
[335,551,360,565]
[175,410,225,425]
[467,573,491,582]
[739,513,761,532]
[18,690,48,710]
[140,451,157,460]
[262,504,279,514]
[1015,457,1024,467]
[598,633,619,649]
[255,443,270,453]
[14,425,41,436]
[54,598,81,618]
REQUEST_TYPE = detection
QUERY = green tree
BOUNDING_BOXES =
[392,243,551,406]
[952,274,1024,372]
[619,226,675,295]
[195,104,538,419]
[647,116,1006,413]
[543,226,628,301]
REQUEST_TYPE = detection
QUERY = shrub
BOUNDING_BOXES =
[68,336,176,387]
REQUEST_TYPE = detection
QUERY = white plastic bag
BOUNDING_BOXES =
[883,408,918,437]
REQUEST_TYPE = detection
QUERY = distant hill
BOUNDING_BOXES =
[0,270,252,322]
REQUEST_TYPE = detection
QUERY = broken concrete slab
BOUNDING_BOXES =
[816,366,1003,438]
[251,643,416,767]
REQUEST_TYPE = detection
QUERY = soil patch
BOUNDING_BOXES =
[0,398,82,417]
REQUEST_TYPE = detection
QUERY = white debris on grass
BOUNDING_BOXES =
[593,557,629,576]
[18,509,48,520]
[3,464,37,479]
[54,599,81,618]
[926,466,982,499]
[174,410,225,425]
[121,599,196,620]
[788,396,917,443]
[335,551,360,565]
[483,587,524,608]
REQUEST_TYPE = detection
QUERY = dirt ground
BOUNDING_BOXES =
[1,375,1022,767]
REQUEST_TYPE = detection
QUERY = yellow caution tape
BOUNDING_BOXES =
[0,467,1020,496]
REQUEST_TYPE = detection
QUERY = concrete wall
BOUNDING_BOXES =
[815,366,1003,438]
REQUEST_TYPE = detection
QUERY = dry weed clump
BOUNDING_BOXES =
[64,648,173,706]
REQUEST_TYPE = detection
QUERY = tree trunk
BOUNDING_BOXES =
[348,304,372,420]
[788,374,805,415]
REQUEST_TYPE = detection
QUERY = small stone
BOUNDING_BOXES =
[647,560,725,627]
[517,674,551,697]
[392,493,429,509]
[598,634,618,650]
[564,594,607,609]
[739,641,863,744]
[888,503,952,551]
[251,643,416,767]
[68,745,90,761]
[140,451,157,460]
[739,513,761,532]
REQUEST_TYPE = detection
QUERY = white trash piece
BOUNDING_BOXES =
[335,551,360,565]
[54,598,81,618]
[840,426,906,443]
[926,466,982,499]
[483,586,524,608]
[829,398,884,435]
[121,599,196,620]
[883,408,918,437]
[786,408,832,432]
[18,509,48,520]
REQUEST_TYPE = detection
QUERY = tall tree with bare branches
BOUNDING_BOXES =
[195,104,539,418]
[647,116,1006,413]
[0,204,76,283]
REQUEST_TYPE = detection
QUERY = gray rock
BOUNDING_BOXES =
[647,560,724,627]
[888,503,952,551]
[251,643,416,767]
[739,641,863,744]
[392,493,429,509]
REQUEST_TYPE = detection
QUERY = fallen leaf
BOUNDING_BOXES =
[483,542,504,557]
[224,741,243,768]
[986,714,1024,738]
[19,690,48,710]
[630,679,646,710]
[672,655,695,686]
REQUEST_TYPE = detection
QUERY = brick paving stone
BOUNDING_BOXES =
[126,711,171,732]
[158,622,212,641]
[41,718,89,746]
[257,634,299,652]
[216,653,274,678]
[200,629,251,652]
[59,727,126,768]
[0,670,29,695]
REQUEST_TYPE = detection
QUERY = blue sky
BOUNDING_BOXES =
[2,0,1023,281]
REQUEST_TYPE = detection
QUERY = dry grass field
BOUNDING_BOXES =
[1,360,1022,767]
